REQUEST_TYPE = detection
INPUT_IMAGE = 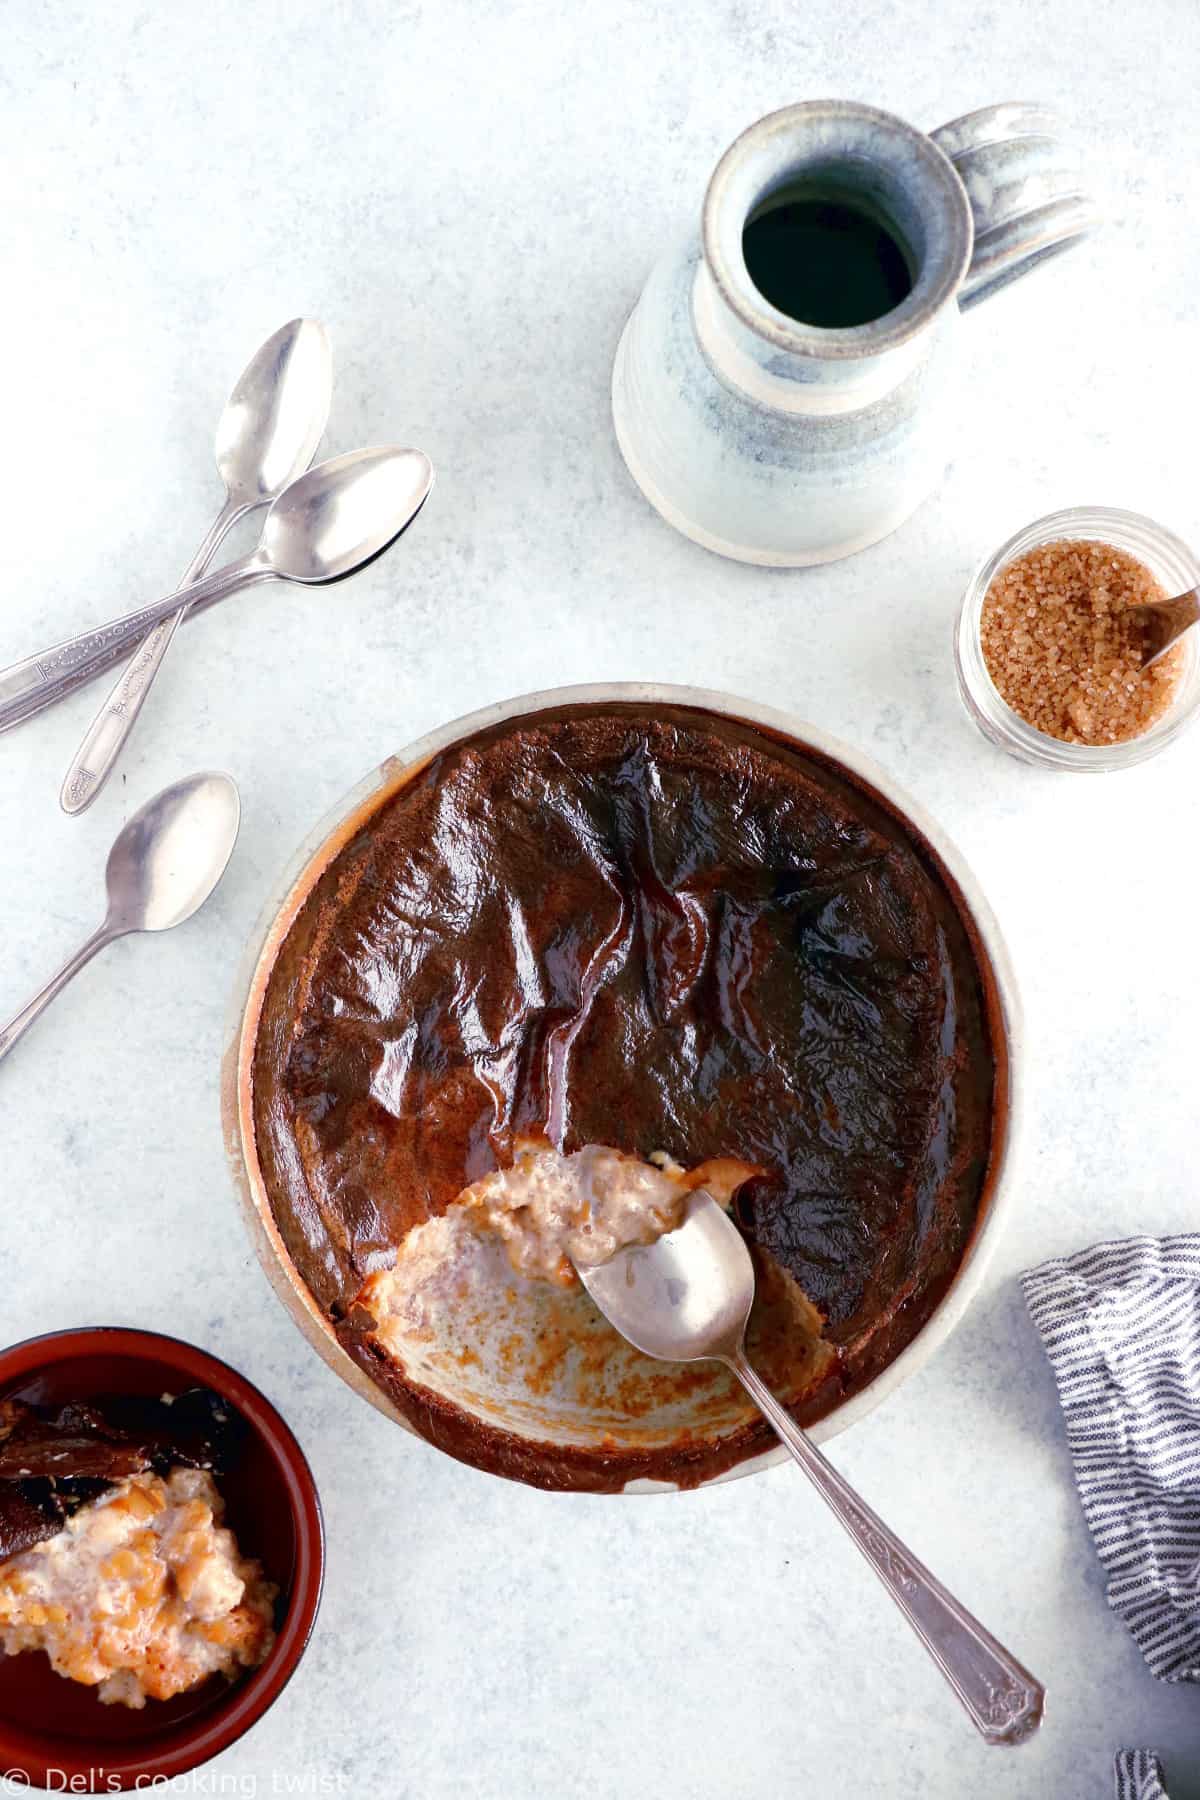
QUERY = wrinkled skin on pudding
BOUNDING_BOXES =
[250,704,1000,1489]
[0,1391,245,1562]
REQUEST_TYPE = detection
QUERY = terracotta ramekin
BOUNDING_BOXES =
[0,1327,324,1792]
[222,682,1023,1492]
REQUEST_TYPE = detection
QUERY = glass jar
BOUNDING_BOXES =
[955,506,1200,771]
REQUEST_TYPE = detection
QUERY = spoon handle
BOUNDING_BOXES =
[0,558,267,736]
[0,926,116,1065]
[727,1349,1045,1747]
[60,497,254,815]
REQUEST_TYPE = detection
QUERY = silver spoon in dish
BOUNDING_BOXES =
[575,1190,1046,1748]
[61,318,333,816]
[0,447,434,735]
[0,772,240,1065]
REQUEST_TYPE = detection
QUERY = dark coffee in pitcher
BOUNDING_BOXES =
[742,187,914,328]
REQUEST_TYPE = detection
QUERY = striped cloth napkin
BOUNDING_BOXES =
[1114,1750,1169,1799]
[1024,1235,1200,1800]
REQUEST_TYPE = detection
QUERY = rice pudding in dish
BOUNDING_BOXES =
[433,1140,759,1285]
[0,1392,274,1708]
[244,700,1005,1491]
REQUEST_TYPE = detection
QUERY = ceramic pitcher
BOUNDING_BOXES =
[611,101,1098,566]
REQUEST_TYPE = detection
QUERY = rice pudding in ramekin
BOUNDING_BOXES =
[0,1329,323,1791]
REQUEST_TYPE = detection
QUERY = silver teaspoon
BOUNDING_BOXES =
[61,318,332,816]
[0,447,434,734]
[0,772,240,1066]
[575,1191,1046,1748]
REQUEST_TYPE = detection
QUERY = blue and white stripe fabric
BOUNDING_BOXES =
[1023,1235,1200,1800]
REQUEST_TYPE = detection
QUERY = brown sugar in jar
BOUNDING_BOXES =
[980,539,1184,745]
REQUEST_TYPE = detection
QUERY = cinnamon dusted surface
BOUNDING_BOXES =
[250,704,998,1488]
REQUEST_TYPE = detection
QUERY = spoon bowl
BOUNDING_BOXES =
[105,772,241,934]
[1128,586,1200,670]
[216,318,332,507]
[259,447,435,584]
[578,1190,753,1364]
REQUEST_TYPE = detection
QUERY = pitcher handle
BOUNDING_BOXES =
[931,103,1100,310]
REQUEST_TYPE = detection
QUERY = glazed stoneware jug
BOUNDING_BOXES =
[611,101,1098,566]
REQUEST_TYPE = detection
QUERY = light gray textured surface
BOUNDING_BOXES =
[2,3,1199,1796]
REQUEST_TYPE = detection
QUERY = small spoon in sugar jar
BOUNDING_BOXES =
[1127,584,1200,668]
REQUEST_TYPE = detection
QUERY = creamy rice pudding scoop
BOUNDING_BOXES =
[358,1140,765,1379]
[0,1392,275,1708]
[0,1468,274,1708]
[455,1140,759,1285]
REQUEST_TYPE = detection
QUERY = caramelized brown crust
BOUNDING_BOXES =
[0,1392,245,1560]
[250,704,1000,1489]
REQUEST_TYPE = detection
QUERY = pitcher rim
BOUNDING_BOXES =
[702,99,973,361]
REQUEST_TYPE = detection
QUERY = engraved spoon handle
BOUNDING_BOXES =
[60,496,254,815]
[727,1349,1045,1747]
[0,925,117,1065]
[0,557,270,735]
